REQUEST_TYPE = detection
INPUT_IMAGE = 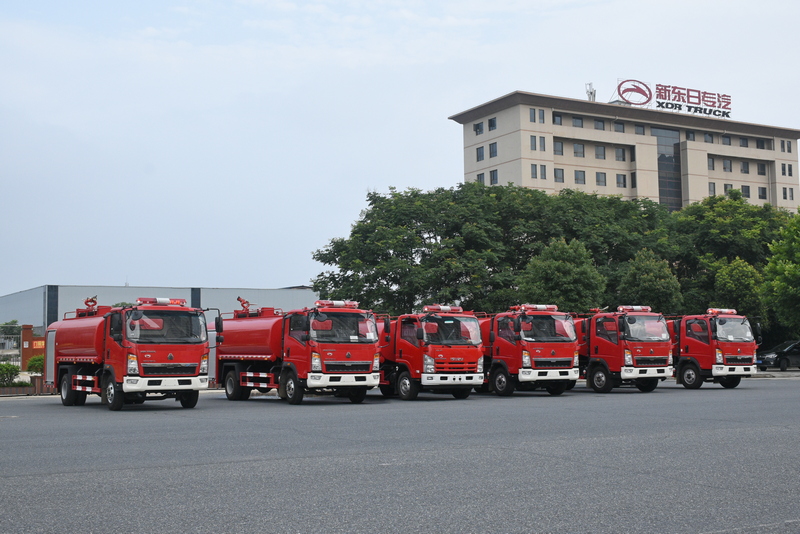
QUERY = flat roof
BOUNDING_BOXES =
[449,91,800,139]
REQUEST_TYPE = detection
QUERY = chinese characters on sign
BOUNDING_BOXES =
[617,79,732,118]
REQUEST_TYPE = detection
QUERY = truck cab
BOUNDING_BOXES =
[479,304,579,396]
[577,305,673,393]
[671,308,758,389]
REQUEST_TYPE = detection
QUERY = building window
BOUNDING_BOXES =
[631,172,637,188]
[553,113,562,125]
[709,182,716,196]
[615,174,626,188]
[686,131,695,141]
[756,139,766,149]
[783,187,788,200]
[722,135,731,146]
[554,141,563,155]
[723,159,732,172]
[476,146,484,161]
[614,122,624,133]
[790,164,794,177]
[708,157,715,171]
[758,163,767,175]
[704,133,714,143]
[740,137,749,147]
[630,146,636,162]
[595,146,605,160]
[531,164,537,179]
[530,108,536,122]
[724,184,733,194]
[490,169,498,185]
[489,142,497,158]
[554,168,565,183]
[573,117,583,128]
[574,143,585,157]
[741,185,750,198]
[790,188,794,201]
[575,170,586,184]
[596,172,606,186]
[540,165,546,180]
[741,161,749,174]
[782,163,786,176]
[539,109,545,124]
[474,122,483,135]
[477,173,484,184]
[488,117,497,131]
[595,119,605,130]
[540,137,546,152]
[789,141,793,153]
[615,148,625,161]
[530,136,537,151]
[759,187,767,199]
[781,140,785,152]
[635,124,645,135]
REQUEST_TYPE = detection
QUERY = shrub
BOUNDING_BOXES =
[26,355,45,375]
[0,363,20,386]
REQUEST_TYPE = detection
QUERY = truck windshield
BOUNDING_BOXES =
[126,310,208,344]
[310,312,378,343]
[519,314,576,342]
[715,317,754,342]
[421,315,481,346]
[623,315,669,342]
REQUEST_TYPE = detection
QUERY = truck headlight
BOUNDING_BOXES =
[127,354,138,375]
[521,351,531,368]
[573,350,579,367]
[667,352,673,366]
[373,354,380,372]
[311,352,322,371]
[752,352,757,364]
[200,354,208,374]
[624,349,633,366]
[476,356,484,374]
[715,349,723,364]
[423,355,435,374]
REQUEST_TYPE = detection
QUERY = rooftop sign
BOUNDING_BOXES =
[616,79,732,118]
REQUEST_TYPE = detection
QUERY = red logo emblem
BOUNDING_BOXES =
[617,79,652,106]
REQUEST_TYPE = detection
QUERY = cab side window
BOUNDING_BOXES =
[497,317,516,342]
[401,318,418,344]
[595,317,618,344]
[109,313,122,343]
[288,314,307,342]
[685,319,709,344]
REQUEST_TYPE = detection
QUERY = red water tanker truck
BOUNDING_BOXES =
[575,306,673,393]
[45,297,211,410]
[214,298,382,404]
[478,304,580,396]
[669,308,760,389]
[378,304,484,400]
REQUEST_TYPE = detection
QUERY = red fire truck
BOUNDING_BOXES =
[46,297,211,410]
[478,304,579,396]
[378,304,484,400]
[670,308,759,389]
[214,298,382,404]
[575,306,673,393]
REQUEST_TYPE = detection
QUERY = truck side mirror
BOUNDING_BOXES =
[215,316,223,333]
[513,317,521,333]
[301,333,310,342]
[489,332,495,343]
[216,334,224,344]
[112,333,122,343]
[416,328,424,340]
[383,317,391,332]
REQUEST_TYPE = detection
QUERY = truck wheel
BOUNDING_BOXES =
[225,371,244,401]
[60,374,76,406]
[635,378,659,393]
[680,365,702,389]
[589,367,613,393]
[758,367,767,372]
[396,371,419,401]
[565,380,576,391]
[491,367,515,396]
[179,390,199,408]
[106,379,124,411]
[779,358,788,372]
[452,388,471,399]
[348,387,368,404]
[546,382,567,396]
[74,392,88,406]
[379,384,396,397]
[285,372,304,405]
[719,376,741,389]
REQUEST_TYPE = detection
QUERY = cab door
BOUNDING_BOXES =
[106,312,127,376]
[396,317,422,377]
[493,315,519,372]
[283,313,309,377]
[593,316,621,371]
[683,318,711,368]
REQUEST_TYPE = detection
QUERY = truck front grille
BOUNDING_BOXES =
[324,362,372,373]
[141,364,198,376]
[532,358,573,369]
[435,361,477,373]
[635,357,668,366]
[725,356,753,365]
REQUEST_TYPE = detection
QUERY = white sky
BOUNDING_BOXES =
[1,0,798,297]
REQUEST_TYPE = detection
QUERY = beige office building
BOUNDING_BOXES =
[449,91,800,211]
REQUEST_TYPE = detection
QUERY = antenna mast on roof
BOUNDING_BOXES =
[586,82,596,102]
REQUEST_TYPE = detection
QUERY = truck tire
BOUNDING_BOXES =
[779,358,788,372]
[396,371,419,401]
[74,392,88,406]
[452,388,471,399]
[491,367,515,396]
[758,366,767,372]
[565,380,576,391]
[348,387,368,404]
[635,378,659,392]
[284,372,304,405]
[60,374,76,406]
[718,376,741,389]
[106,379,124,411]
[680,364,703,389]
[589,367,613,393]
[179,390,199,408]
[545,382,567,396]
[225,371,244,401]
[379,384,396,397]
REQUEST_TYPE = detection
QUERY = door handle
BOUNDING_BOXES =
[594,346,598,354]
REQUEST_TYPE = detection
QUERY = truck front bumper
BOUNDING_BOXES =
[306,373,380,388]
[122,376,209,393]
[518,368,579,382]
[620,366,673,379]
[712,365,757,377]
[421,373,484,386]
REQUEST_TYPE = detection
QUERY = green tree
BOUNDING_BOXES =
[709,257,767,322]
[0,320,21,336]
[764,215,800,334]
[518,238,606,313]
[616,249,683,313]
